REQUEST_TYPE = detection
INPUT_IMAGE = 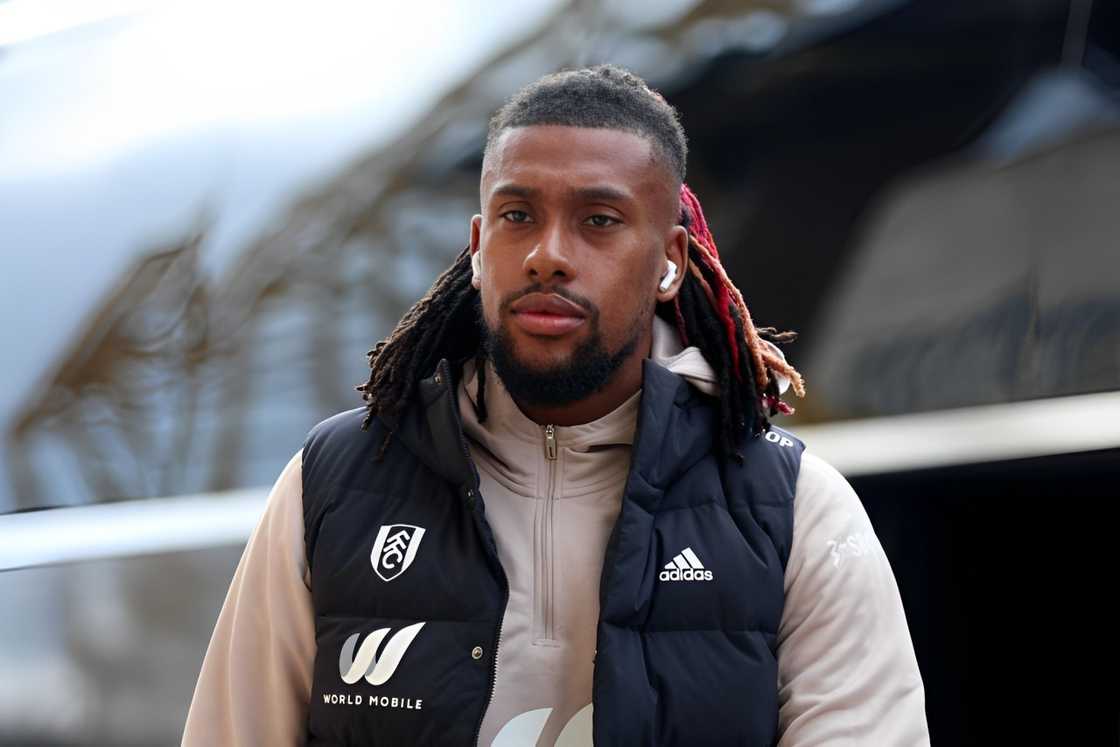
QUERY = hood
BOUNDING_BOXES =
[650,315,791,396]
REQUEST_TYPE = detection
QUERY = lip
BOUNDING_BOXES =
[509,292,588,337]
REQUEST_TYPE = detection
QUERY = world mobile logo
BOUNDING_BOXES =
[323,622,425,711]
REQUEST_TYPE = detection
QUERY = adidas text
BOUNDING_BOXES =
[659,567,714,581]
[660,547,714,582]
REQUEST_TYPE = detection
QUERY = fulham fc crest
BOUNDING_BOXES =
[370,524,426,582]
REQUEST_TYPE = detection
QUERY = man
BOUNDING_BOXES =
[184,65,929,746]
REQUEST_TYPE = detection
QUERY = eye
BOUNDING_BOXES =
[501,209,532,224]
[585,214,620,228]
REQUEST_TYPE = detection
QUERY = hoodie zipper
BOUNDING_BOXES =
[535,424,558,643]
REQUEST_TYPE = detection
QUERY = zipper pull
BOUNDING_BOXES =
[544,424,557,460]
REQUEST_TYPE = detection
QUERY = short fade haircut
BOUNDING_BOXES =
[484,64,688,183]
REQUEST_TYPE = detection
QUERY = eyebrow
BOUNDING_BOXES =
[572,185,632,203]
[490,183,633,203]
[492,183,539,199]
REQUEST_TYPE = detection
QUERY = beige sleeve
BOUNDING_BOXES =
[776,452,930,746]
[182,449,316,747]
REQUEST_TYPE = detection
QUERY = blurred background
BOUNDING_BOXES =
[1,0,1117,744]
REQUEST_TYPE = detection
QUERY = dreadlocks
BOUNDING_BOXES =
[664,185,806,460]
[356,65,805,462]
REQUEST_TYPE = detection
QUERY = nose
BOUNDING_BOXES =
[523,222,576,283]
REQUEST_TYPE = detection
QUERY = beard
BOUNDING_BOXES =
[479,292,642,408]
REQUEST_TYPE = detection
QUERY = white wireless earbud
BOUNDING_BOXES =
[471,251,482,288]
[659,259,678,292]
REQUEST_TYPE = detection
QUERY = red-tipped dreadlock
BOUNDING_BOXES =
[675,184,806,414]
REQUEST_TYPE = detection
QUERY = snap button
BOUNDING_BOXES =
[471,646,484,660]
[434,372,443,385]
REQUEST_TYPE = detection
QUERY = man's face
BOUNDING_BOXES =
[470,125,686,406]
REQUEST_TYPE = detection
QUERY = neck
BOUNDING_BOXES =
[511,335,651,426]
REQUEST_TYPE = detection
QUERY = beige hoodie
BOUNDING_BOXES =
[183,318,930,746]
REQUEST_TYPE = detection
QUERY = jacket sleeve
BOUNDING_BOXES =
[776,451,930,746]
[182,449,317,746]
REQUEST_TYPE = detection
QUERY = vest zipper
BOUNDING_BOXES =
[535,424,559,643]
[434,359,508,747]
[474,500,509,747]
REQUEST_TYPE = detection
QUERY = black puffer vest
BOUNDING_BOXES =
[301,358,804,746]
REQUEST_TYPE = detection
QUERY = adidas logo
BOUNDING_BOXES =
[659,547,714,582]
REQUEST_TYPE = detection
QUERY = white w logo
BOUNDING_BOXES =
[338,622,425,686]
[492,704,592,746]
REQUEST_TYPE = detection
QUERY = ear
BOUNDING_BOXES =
[469,214,483,289]
[655,224,689,303]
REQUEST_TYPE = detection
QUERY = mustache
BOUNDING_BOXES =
[498,283,598,317]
